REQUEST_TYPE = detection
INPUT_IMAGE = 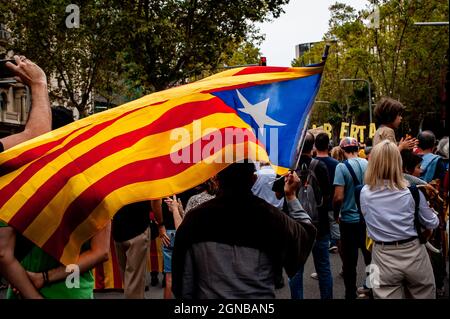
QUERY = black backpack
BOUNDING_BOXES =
[297,159,323,224]
[408,185,428,244]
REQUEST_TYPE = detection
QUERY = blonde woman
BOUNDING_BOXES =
[360,140,439,299]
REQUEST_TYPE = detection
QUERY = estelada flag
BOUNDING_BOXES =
[0,64,324,265]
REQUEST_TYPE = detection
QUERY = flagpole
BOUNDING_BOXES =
[291,44,330,172]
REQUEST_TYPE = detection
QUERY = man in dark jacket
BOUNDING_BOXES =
[172,161,316,299]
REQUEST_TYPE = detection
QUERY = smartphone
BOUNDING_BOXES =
[0,59,17,78]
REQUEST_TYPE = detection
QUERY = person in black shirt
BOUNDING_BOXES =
[315,132,341,254]
[112,201,152,299]
[289,132,333,299]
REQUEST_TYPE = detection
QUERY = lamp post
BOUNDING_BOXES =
[413,22,448,26]
[340,78,373,124]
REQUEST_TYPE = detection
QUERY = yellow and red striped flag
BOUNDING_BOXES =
[0,65,324,265]
[94,233,123,291]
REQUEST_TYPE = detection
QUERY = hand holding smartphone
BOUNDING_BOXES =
[0,59,17,78]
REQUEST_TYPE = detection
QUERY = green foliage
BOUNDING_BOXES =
[301,0,449,137]
[2,0,288,115]
[115,0,288,91]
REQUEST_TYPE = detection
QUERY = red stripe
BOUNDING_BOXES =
[94,263,105,290]
[0,106,147,211]
[0,126,89,176]
[41,127,259,260]
[0,100,167,176]
[109,238,122,288]
[7,98,237,231]
[233,66,290,76]
[149,238,159,272]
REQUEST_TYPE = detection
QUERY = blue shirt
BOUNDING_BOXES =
[333,157,368,223]
[360,185,439,242]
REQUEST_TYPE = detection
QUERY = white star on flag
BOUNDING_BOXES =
[236,89,286,135]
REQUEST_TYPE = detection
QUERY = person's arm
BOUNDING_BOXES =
[281,171,317,278]
[152,199,170,247]
[398,136,418,151]
[332,164,345,222]
[332,186,344,222]
[0,56,51,150]
[164,195,183,230]
[416,190,440,230]
[26,221,111,289]
[0,226,43,299]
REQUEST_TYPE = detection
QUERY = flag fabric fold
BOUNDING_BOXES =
[0,64,324,265]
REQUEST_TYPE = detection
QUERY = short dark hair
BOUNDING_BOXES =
[417,130,436,150]
[341,146,359,154]
[400,149,422,174]
[51,106,74,130]
[302,132,315,154]
[217,161,255,192]
[315,132,330,152]
[374,97,405,125]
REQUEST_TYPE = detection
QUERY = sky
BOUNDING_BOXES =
[257,0,369,66]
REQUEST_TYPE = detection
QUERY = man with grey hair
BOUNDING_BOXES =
[437,137,449,160]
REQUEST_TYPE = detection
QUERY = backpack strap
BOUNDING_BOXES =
[344,160,361,187]
[344,160,364,219]
[408,185,426,244]
[354,184,363,213]
[309,158,319,172]
[304,159,322,206]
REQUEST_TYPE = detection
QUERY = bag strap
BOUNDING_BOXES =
[344,160,361,187]
[344,160,364,219]
[408,185,426,244]
[308,159,323,206]
[309,158,319,172]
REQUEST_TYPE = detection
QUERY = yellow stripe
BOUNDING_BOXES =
[0,92,212,165]
[59,141,269,265]
[21,113,254,246]
[0,66,321,164]
[0,93,218,219]
[272,164,290,175]
[102,251,115,289]
[198,66,322,82]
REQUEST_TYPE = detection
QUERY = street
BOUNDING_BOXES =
[1,250,447,299]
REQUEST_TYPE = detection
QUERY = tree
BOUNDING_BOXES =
[2,0,288,115]
[298,0,448,138]
[2,0,125,116]
[115,0,289,92]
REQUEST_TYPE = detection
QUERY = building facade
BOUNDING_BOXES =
[0,23,30,138]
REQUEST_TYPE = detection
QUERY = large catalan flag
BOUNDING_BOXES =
[0,64,324,265]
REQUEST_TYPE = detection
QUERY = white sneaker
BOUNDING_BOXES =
[310,272,318,280]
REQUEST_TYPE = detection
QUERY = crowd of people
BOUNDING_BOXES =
[0,58,448,299]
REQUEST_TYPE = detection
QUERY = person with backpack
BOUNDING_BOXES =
[289,132,333,299]
[416,131,446,184]
[333,137,371,299]
[360,140,439,299]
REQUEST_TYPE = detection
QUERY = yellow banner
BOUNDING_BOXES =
[312,122,376,143]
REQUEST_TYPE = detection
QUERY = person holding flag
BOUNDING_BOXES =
[0,48,328,298]
[0,55,52,299]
